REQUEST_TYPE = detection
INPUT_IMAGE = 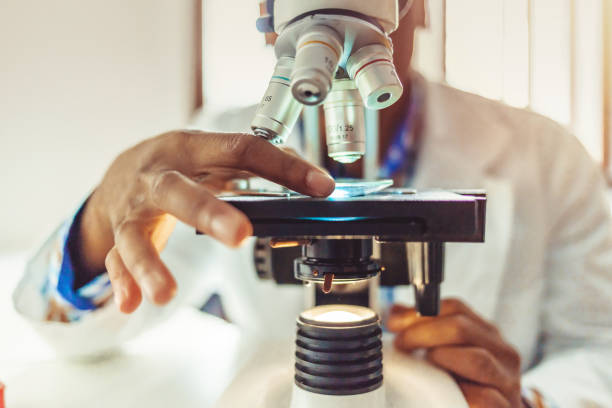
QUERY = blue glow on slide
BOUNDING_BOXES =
[298,216,368,222]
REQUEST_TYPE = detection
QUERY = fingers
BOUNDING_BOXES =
[427,347,519,397]
[99,130,334,316]
[458,382,511,408]
[150,170,252,247]
[389,301,521,406]
[183,132,335,197]
[388,298,498,334]
[278,146,300,157]
[114,220,177,306]
[393,314,516,361]
[105,247,142,313]
[387,304,436,332]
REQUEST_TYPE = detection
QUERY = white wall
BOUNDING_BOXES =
[203,0,275,108]
[0,0,198,251]
[415,0,607,163]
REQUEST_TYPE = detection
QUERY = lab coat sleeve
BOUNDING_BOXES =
[521,120,612,407]
[12,200,118,324]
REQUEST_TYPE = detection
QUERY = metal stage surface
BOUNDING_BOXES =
[210,189,486,242]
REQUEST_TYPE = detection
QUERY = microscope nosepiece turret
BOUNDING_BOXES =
[252,0,404,164]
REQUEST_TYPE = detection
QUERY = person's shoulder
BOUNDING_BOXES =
[426,80,580,164]
[429,81,568,139]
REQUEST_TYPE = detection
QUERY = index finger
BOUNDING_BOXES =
[387,298,499,334]
[393,314,511,357]
[182,132,335,197]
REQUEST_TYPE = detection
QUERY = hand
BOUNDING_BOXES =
[77,130,335,313]
[388,298,523,408]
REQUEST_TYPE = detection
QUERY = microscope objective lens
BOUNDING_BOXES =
[377,93,391,103]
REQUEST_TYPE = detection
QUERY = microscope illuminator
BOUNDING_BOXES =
[294,305,383,396]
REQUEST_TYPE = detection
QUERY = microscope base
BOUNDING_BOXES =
[289,384,385,408]
[213,338,467,408]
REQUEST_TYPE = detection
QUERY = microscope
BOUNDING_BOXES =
[210,1,486,407]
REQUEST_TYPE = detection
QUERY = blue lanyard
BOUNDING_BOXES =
[379,79,424,185]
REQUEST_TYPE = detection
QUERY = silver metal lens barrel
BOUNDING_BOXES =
[323,79,366,164]
[291,25,343,106]
[347,44,403,110]
[251,57,304,144]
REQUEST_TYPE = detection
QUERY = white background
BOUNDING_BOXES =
[0,0,198,252]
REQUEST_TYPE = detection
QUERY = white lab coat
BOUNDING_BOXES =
[14,78,612,407]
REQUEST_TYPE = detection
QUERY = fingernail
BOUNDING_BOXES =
[210,212,251,246]
[306,170,335,196]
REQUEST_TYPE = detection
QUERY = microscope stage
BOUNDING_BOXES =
[215,189,486,242]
